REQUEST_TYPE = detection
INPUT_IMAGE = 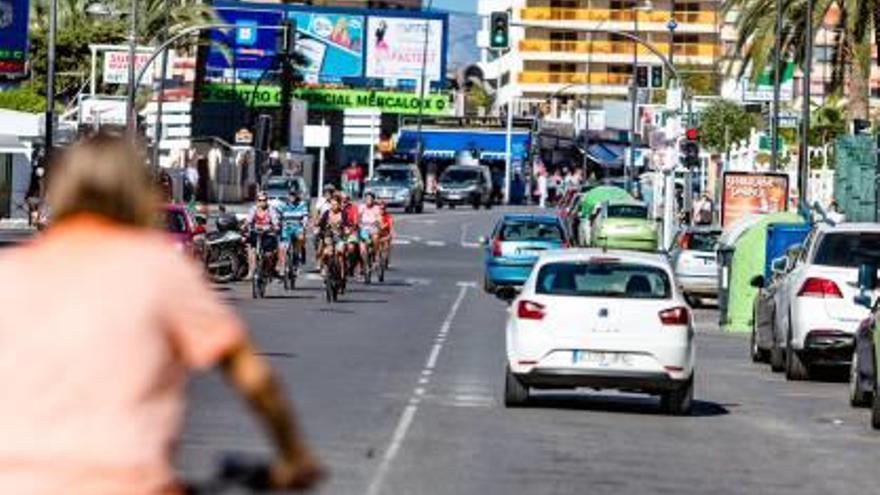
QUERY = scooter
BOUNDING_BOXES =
[204,213,248,283]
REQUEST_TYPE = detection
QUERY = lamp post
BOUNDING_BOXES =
[45,0,58,152]
[798,0,814,207]
[125,0,138,132]
[628,0,653,189]
[770,0,782,171]
[413,0,434,177]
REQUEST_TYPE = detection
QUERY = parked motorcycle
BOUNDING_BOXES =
[204,213,248,283]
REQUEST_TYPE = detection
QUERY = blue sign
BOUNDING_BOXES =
[0,0,29,76]
[206,8,283,80]
[287,11,364,83]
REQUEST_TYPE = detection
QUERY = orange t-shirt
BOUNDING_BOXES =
[0,215,245,495]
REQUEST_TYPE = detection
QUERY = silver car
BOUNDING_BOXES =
[670,227,721,307]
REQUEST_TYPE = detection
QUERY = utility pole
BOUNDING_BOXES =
[279,20,296,150]
[413,0,434,175]
[45,0,58,152]
[125,0,138,133]
[770,0,782,171]
[628,2,640,189]
[798,0,814,207]
[152,0,171,168]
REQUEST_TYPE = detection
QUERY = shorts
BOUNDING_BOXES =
[360,226,378,241]
[281,224,304,243]
[322,233,345,253]
[248,231,278,252]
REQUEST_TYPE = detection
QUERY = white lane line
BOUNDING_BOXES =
[364,283,470,495]
[425,240,446,247]
[392,240,412,246]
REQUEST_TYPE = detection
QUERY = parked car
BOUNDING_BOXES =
[363,163,425,213]
[163,204,203,259]
[771,224,880,380]
[436,165,493,209]
[482,214,568,293]
[850,264,880,428]
[590,200,658,252]
[750,246,802,367]
[503,249,696,414]
[265,176,308,210]
[669,227,721,307]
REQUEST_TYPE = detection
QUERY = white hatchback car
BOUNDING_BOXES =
[504,249,696,415]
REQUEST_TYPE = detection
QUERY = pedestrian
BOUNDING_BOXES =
[693,193,714,225]
[0,133,323,494]
[184,157,199,203]
[537,169,548,209]
[562,167,573,193]
[826,199,846,224]
[548,169,561,204]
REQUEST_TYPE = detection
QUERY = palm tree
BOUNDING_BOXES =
[723,0,877,121]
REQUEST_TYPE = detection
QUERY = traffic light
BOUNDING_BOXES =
[650,65,663,88]
[636,66,649,88]
[489,12,510,50]
[680,131,700,169]
[278,19,297,57]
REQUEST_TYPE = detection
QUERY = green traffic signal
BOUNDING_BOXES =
[490,11,509,50]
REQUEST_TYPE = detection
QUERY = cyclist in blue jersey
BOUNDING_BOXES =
[278,189,309,273]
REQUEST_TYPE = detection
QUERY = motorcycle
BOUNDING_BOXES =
[203,213,248,283]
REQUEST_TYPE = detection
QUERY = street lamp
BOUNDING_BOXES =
[798,0,814,208]
[628,0,653,189]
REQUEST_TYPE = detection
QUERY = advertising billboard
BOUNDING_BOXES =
[288,10,364,84]
[721,172,790,227]
[0,0,29,77]
[206,7,284,80]
[103,51,154,86]
[365,16,444,82]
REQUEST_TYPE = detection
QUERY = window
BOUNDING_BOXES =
[606,204,648,219]
[548,63,577,73]
[499,221,564,242]
[813,232,880,268]
[536,262,671,299]
[550,31,578,42]
[608,64,633,74]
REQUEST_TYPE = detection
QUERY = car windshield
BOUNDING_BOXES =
[813,232,880,267]
[499,221,563,243]
[375,169,410,183]
[165,211,188,234]
[685,231,720,252]
[606,204,647,219]
[536,262,671,299]
[441,169,480,183]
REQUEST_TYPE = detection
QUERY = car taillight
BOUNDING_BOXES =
[798,277,843,298]
[678,232,692,249]
[659,306,689,326]
[517,300,546,320]
[491,238,503,257]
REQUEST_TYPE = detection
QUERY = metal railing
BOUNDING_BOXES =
[517,71,631,85]
[518,39,719,57]
[520,7,717,25]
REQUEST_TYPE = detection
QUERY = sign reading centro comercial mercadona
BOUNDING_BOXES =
[201,84,452,115]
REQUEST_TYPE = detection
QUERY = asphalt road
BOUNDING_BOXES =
[177,204,880,495]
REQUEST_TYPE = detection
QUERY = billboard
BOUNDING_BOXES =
[0,0,29,76]
[102,51,154,86]
[288,11,364,84]
[721,172,790,227]
[204,2,447,86]
[365,16,444,82]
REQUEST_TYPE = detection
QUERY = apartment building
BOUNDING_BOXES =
[477,0,723,116]
[272,0,421,8]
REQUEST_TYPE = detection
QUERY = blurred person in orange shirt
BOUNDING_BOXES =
[0,133,323,495]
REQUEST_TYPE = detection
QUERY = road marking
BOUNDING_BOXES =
[364,283,470,495]
[391,240,412,246]
[425,240,446,247]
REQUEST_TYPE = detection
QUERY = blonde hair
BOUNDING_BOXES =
[47,133,158,228]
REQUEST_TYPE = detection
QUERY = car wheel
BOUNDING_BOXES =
[450,204,456,210]
[483,276,495,294]
[850,348,873,408]
[785,327,810,381]
[416,201,424,214]
[872,365,880,429]
[436,199,444,209]
[660,377,694,416]
[750,325,769,363]
[769,335,785,372]
[504,366,529,407]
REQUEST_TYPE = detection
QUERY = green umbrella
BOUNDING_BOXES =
[578,186,633,218]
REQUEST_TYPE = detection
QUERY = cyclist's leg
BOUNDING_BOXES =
[246,231,257,278]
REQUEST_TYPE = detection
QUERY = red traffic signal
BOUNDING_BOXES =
[685,128,699,141]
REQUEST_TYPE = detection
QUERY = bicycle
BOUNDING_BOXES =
[322,233,343,303]
[252,230,279,299]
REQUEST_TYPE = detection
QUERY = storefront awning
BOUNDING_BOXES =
[585,142,626,169]
[397,129,531,161]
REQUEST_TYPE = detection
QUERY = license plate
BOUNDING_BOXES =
[573,351,633,367]
[447,194,461,200]
[517,248,543,256]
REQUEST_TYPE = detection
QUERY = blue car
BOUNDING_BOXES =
[483,214,569,293]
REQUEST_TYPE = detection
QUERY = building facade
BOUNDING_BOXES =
[477,0,724,116]
[272,0,422,8]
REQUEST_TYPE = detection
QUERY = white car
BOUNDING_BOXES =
[772,223,880,380]
[504,249,696,415]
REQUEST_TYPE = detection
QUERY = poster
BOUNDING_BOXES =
[206,8,284,79]
[288,11,364,83]
[365,16,444,82]
[721,172,789,227]
[103,51,154,85]
[0,0,29,76]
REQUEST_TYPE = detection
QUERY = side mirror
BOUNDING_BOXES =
[750,275,765,289]
[785,245,804,260]
[495,286,519,304]
[858,264,878,291]
[478,236,488,246]
[854,293,873,309]
[771,257,789,275]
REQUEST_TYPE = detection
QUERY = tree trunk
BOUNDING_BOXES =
[846,42,871,122]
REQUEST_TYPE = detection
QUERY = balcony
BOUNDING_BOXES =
[518,71,632,85]
[519,39,720,58]
[520,7,717,25]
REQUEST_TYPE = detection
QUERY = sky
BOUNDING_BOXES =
[431,0,476,14]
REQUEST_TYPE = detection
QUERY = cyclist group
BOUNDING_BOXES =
[244,184,394,289]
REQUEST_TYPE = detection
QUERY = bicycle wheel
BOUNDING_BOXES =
[378,250,386,282]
